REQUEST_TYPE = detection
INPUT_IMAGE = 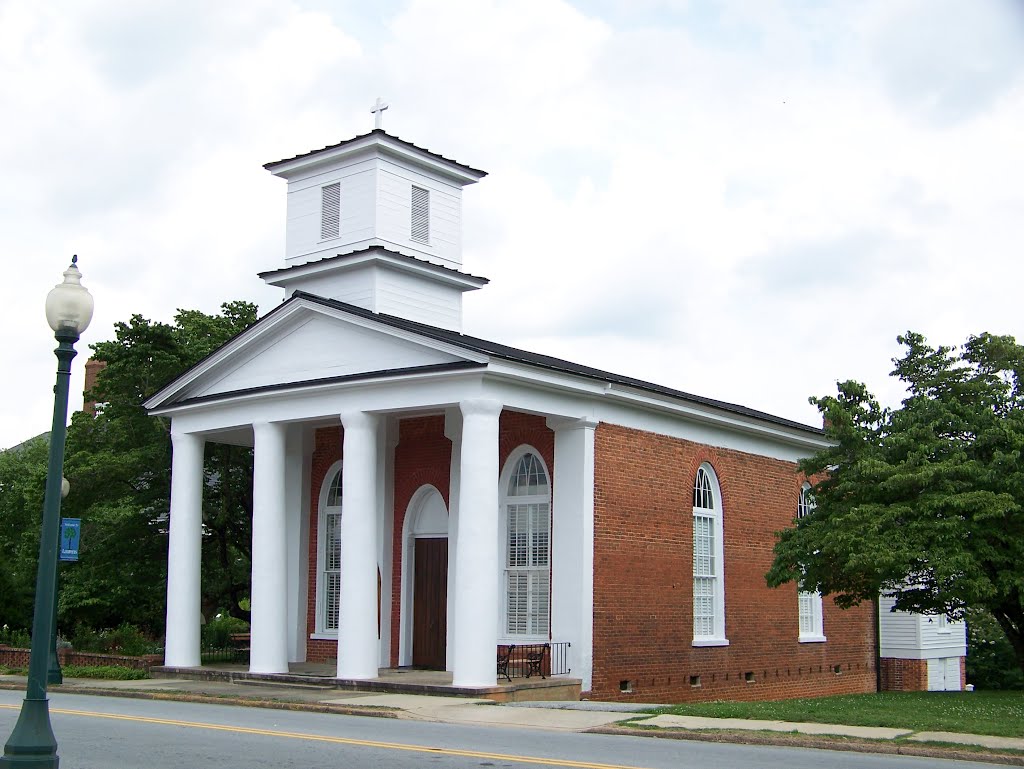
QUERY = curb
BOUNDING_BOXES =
[591,726,1024,766]
[0,683,398,720]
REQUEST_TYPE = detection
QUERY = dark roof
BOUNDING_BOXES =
[257,245,489,284]
[292,292,824,436]
[2,432,49,453]
[263,129,487,177]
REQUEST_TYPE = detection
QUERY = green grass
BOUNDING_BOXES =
[649,691,1024,738]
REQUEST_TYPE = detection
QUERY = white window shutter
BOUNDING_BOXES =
[411,185,430,243]
[323,509,342,631]
[321,182,341,240]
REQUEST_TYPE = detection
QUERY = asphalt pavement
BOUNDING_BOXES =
[1,674,1022,764]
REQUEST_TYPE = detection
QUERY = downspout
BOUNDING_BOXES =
[873,596,882,692]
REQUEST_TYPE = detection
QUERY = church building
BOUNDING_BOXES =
[145,111,932,701]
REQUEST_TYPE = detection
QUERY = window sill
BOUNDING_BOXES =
[498,636,549,645]
[309,632,338,641]
[692,638,730,648]
[799,635,827,644]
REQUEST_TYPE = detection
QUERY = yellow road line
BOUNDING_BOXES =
[0,704,648,769]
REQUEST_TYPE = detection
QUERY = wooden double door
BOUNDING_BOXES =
[412,537,448,669]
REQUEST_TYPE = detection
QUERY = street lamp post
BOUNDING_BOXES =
[1,257,94,769]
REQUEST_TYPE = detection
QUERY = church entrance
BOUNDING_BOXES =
[412,537,448,669]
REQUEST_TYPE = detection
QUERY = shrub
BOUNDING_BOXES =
[0,626,31,648]
[202,613,249,649]
[69,623,160,657]
[61,665,149,680]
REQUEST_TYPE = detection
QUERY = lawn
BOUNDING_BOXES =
[649,691,1024,738]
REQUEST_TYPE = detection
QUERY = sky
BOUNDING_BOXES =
[2,0,1023,450]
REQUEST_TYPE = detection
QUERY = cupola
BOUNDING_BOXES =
[259,102,488,332]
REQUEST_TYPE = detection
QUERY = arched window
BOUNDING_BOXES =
[693,463,727,645]
[317,464,343,634]
[797,483,825,642]
[501,449,551,638]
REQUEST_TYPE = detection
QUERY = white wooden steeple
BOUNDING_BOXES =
[259,112,487,332]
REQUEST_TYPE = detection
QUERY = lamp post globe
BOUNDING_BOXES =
[1,257,93,769]
[44,257,94,336]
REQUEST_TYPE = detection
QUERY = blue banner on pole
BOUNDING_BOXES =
[60,518,81,562]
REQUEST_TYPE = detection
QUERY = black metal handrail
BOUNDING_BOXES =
[499,641,571,679]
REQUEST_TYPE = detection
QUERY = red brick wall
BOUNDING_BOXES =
[306,426,343,663]
[879,656,966,691]
[306,411,555,667]
[880,657,928,691]
[0,646,160,671]
[385,410,554,666]
[499,411,554,476]
[591,422,876,702]
[389,415,452,667]
[82,358,107,416]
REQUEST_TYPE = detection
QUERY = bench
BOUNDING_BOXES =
[497,644,514,682]
[228,632,251,662]
[525,643,549,679]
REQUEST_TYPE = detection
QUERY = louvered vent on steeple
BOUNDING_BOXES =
[411,185,430,244]
[321,182,341,239]
[262,118,489,331]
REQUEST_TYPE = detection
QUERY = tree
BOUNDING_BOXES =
[0,436,50,631]
[58,301,258,635]
[767,332,1024,675]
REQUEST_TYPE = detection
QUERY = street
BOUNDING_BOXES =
[0,690,996,769]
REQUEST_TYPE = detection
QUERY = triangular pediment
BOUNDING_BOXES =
[145,298,486,410]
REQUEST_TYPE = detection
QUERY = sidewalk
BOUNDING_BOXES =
[3,674,1023,760]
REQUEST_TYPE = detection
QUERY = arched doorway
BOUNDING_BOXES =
[400,486,449,669]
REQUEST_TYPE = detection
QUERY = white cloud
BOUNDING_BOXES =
[1,0,1023,449]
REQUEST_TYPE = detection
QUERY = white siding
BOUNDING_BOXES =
[376,270,463,330]
[282,266,377,309]
[196,314,465,397]
[277,263,465,332]
[284,163,377,264]
[879,596,967,659]
[920,613,968,656]
[879,596,921,656]
[376,163,462,268]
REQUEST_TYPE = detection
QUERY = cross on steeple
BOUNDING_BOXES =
[371,97,389,130]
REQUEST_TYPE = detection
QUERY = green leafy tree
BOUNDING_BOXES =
[767,332,1024,675]
[0,436,50,631]
[965,608,1024,689]
[59,301,258,635]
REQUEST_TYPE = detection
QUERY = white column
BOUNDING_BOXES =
[250,421,289,674]
[548,416,598,692]
[165,431,205,668]
[337,410,380,679]
[452,398,502,687]
[378,418,399,668]
[285,424,311,663]
[443,408,462,672]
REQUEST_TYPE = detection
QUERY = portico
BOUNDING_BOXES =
[152,338,597,690]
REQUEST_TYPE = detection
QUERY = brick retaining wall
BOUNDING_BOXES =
[0,645,161,671]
